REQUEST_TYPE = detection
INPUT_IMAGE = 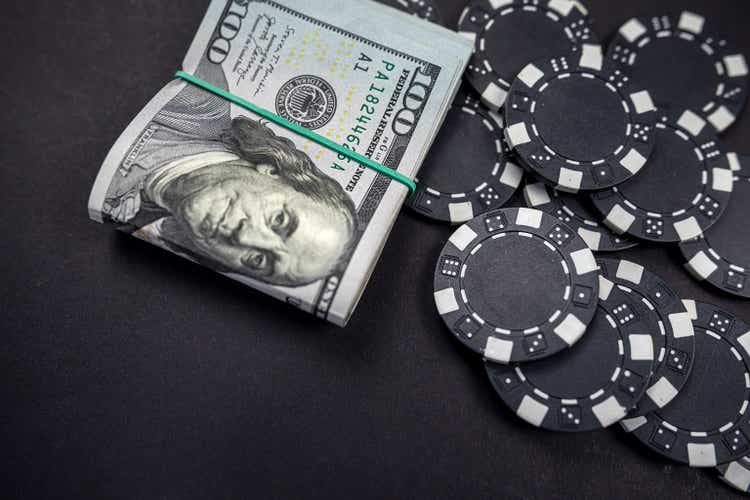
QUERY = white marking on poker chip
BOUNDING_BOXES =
[646,376,680,408]
[554,313,587,345]
[687,443,717,467]
[571,248,598,276]
[629,90,656,114]
[482,116,496,134]
[449,202,474,223]
[606,315,617,329]
[598,276,614,301]
[592,396,627,427]
[669,312,695,339]
[728,152,742,171]
[558,167,583,192]
[737,331,750,357]
[621,415,647,432]
[549,310,562,323]
[724,461,750,491]
[559,257,570,276]
[619,148,647,174]
[619,18,647,43]
[713,167,735,192]
[533,388,550,400]
[434,288,459,315]
[518,63,545,89]
[678,11,705,35]
[708,105,735,132]
[605,204,635,234]
[682,299,698,320]
[484,336,514,363]
[571,0,588,14]
[725,54,749,77]
[481,82,507,109]
[448,224,478,251]
[577,227,602,251]
[499,161,523,188]
[579,43,603,70]
[505,122,531,148]
[517,395,549,427]
[677,109,707,137]
[548,0,575,16]
[629,334,655,361]
[591,387,607,399]
[516,207,543,228]
[615,259,644,285]
[686,251,718,280]
[662,421,678,433]
[489,112,505,132]
[489,0,513,11]
[673,216,703,241]
[704,330,721,342]
[641,296,656,312]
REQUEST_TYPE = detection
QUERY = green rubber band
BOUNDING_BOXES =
[174,71,416,194]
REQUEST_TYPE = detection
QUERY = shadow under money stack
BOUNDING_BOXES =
[407,1,750,495]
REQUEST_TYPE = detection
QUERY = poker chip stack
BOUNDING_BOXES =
[405,0,750,494]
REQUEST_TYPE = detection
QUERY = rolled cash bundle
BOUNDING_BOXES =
[88,0,472,325]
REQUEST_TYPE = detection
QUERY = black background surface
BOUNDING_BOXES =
[3,1,750,498]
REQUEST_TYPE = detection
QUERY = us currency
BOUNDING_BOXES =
[88,0,472,325]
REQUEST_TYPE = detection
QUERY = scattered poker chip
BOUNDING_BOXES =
[457,0,597,110]
[598,259,695,416]
[622,300,750,467]
[485,277,655,432]
[505,45,658,193]
[679,154,750,298]
[607,11,748,133]
[591,109,734,243]
[524,180,638,252]
[433,207,599,363]
[375,0,442,24]
[718,456,750,493]
[407,90,523,224]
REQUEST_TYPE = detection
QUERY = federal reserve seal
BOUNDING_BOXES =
[275,75,337,130]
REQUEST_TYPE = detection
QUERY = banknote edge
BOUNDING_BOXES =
[87,79,187,222]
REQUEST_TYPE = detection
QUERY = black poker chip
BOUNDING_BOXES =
[457,0,597,110]
[433,207,599,363]
[607,11,748,133]
[406,89,523,224]
[524,180,638,252]
[718,456,750,493]
[622,300,750,467]
[679,154,750,298]
[375,0,442,24]
[598,259,695,416]
[591,109,735,243]
[504,46,658,193]
[485,278,655,432]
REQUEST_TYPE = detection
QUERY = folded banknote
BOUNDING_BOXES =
[88,0,472,325]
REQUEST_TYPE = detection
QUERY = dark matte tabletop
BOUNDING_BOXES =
[3,1,750,498]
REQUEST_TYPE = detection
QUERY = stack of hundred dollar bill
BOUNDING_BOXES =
[88,0,472,325]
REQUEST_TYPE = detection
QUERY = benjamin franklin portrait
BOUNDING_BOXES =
[102,65,358,288]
